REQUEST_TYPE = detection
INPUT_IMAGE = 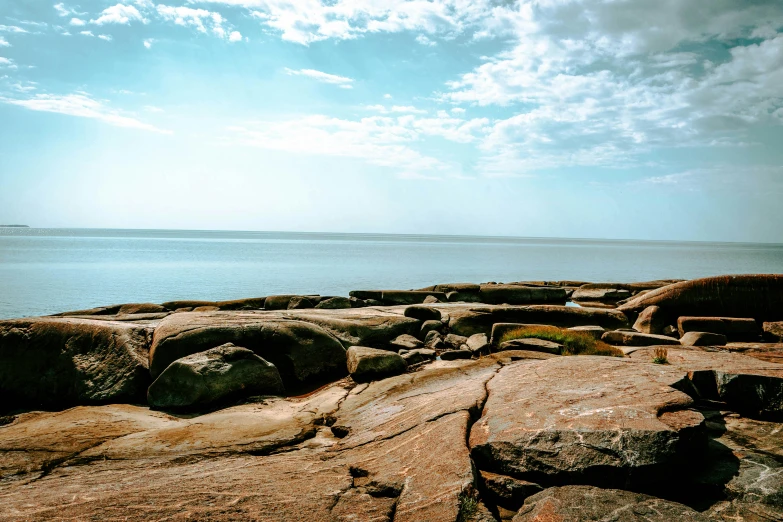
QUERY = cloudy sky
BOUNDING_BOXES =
[1,0,782,242]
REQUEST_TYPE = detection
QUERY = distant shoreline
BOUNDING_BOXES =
[0,225,29,228]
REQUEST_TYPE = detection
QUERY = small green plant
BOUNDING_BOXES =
[498,325,624,357]
[652,346,669,364]
[456,492,479,522]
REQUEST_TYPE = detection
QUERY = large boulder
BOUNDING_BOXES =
[632,305,668,335]
[381,290,448,305]
[680,331,727,347]
[498,338,562,354]
[450,305,629,337]
[0,317,151,411]
[314,297,351,309]
[764,321,783,342]
[479,285,567,305]
[346,346,407,383]
[469,357,705,488]
[626,347,783,417]
[619,274,783,322]
[147,343,284,409]
[149,312,346,388]
[677,316,760,341]
[571,284,632,303]
[403,305,441,322]
[288,309,420,348]
[513,486,709,521]
[601,330,681,346]
[213,297,267,311]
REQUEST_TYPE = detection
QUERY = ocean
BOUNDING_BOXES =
[1,228,782,319]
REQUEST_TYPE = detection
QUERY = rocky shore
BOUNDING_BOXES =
[1,274,782,521]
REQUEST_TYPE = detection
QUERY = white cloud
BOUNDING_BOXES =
[98,34,113,41]
[1,93,171,134]
[0,57,13,66]
[0,25,28,34]
[228,30,243,42]
[416,34,436,46]
[92,4,147,25]
[143,38,154,49]
[156,5,235,39]
[0,37,9,47]
[450,107,465,114]
[365,104,428,115]
[284,68,354,88]
[70,18,86,26]
[383,93,392,99]
[80,30,94,37]
[54,3,71,17]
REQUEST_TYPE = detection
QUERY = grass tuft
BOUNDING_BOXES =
[498,325,624,357]
[652,346,669,364]
[456,492,479,522]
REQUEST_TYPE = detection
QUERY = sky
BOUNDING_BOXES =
[0,0,782,242]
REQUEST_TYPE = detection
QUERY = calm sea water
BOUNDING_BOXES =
[1,228,782,319]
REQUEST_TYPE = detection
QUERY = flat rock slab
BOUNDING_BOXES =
[726,342,783,364]
[0,317,152,411]
[513,486,710,521]
[449,305,629,337]
[602,330,681,346]
[346,346,407,383]
[677,316,759,340]
[469,356,704,487]
[626,347,783,416]
[498,338,562,354]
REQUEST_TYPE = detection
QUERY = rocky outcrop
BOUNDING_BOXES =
[450,305,630,337]
[149,312,347,388]
[401,348,436,365]
[498,338,562,354]
[0,317,151,411]
[478,285,567,305]
[147,344,284,409]
[470,356,705,488]
[286,308,420,348]
[680,331,727,346]
[764,321,783,342]
[571,283,632,303]
[513,486,710,521]
[389,334,423,351]
[346,346,407,382]
[403,305,441,322]
[632,305,668,335]
[601,330,681,346]
[619,274,783,322]
[677,316,760,341]
[314,296,351,309]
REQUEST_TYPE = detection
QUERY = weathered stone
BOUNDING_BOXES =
[288,296,315,310]
[193,305,220,312]
[420,319,443,337]
[432,283,481,294]
[283,308,420,348]
[479,285,567,305]
[451,305,629,337]
[424,330,442,344]
[314,296,352,309]
[480,470,542,510]
[677,316,760,341]
[0,317,151,411]
[390,334,423,351]
[346,346,407,383]
[428,338,446,351]
[498,338,562,354]
[762,321,783,343]
[381,290,448,305]
[404,305,442,322]
[149,312,346,387]
[633,305,668,335]
[147,344,284,409]
[513,486,710,522]
[444,333,468,349]
[626,347,783,417]
[572,284,632,302]
[602,330,681,346]
[725,342,783,364]
[470,357,705,487]
[349,290,384,301]
[566,325,605,340]
[466,333,489,354]
[619,274,783,322]
[680,331,727,347]
[446,290,483,303]
[401,348,436,365]
[423,295,440,304]
[264,295,318,311]
[118,303,167,315]
[161,300,216,310]
[214,297,267,311]
[440,349,472,360]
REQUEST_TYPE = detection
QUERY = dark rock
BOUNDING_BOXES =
[677,316,760,341]
[470,357,705,487]
[572,284,632,303]
[763,321,783,342]
[444,333,468,349]
[633,305,668,335]
[214,297,267,311]
[149,313,346,387]
[348,290,384,301]
[446,290,483,303]
[480,470,542,510]
[513,486,709,521]
[420,320,443,338]
[450,305,629,337]
[147,343,284,409]
[346,346,407,383]
[287,296,315,310]
[439,349,472,361]
[348,297,367,308]
[401,348,436,365]
[314,297,352,309]
[381,290,448,305]
[404,305,442,322]
[390,334,423,351]
[663,325,679,337]
[466,333,489,354]
[498,338,562,354]
[422,295,440,304]
[118,303,167,315]
[161,300,216,311]
[602,330,681,346]
[193,305,219,312]
[680,331,728,347]
[428,338,446,351]
[0,317,151,411]
[619,274,783,322]
[479,285,567,305]
[433,283,481,294]
[284,309,420,349]
[424,330,442,344]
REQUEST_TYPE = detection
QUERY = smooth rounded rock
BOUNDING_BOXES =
[680,331,728,347]
[404,305,442,322]
[346,346,407,383]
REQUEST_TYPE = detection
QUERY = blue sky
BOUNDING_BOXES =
[1,0,782,242]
